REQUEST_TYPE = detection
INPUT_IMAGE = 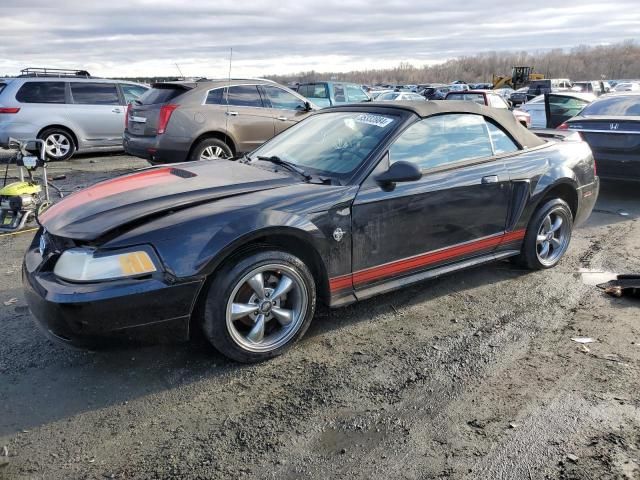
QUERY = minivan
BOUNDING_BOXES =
[0,68,148,160]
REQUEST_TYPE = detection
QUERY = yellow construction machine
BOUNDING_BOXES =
[492,66,545,90]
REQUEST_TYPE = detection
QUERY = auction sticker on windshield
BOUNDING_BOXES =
[355,114,394,128]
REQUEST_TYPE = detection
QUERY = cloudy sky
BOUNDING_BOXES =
[2,0,639,78]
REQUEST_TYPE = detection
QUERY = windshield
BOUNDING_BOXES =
[581,96,640,116]
[251,111,398,180]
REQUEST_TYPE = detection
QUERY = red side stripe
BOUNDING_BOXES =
[40,168,177,222]
[330,229,525,293]
[329,274,353,292]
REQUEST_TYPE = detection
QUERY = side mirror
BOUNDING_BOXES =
[304,101,312,111]
[374,161,422,186]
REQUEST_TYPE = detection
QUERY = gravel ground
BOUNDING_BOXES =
[0,153,639,480]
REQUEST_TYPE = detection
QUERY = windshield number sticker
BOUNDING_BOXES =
[355,114,394,128]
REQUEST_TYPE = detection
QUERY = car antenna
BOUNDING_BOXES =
[225,47,233,136]
[174,63,184,80]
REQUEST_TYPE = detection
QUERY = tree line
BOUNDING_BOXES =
[265,40,640,85]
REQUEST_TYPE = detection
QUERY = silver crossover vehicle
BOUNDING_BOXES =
[0,68,148,160]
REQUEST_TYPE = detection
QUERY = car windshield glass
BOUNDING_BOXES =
[581,96,640,116]
[251,112,398,181]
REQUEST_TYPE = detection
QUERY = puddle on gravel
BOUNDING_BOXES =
[318,425,390,455]
[579,268,618,286]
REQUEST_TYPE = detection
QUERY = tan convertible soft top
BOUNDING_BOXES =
[331,100,546,149]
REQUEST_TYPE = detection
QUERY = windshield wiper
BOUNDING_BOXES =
[257,155,312,181]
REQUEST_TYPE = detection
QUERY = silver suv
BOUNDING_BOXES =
[123,79,316,164]
[0,68,148,160]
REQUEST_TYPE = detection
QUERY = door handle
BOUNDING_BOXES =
[481,175,499,184]
[112,108,122,113]
[277,116,288,121]
[225,111,238,116]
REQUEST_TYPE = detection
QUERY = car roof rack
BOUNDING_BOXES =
[19,67,93,78]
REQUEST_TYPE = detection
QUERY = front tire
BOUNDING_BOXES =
[39,128,76,161]
[515,198,573,270]
[203,250,316,363]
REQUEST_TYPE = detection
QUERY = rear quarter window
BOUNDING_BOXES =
[0,82,7,95]
[140,87,186,105]
[16,81,66,104]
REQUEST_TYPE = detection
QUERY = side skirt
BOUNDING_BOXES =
[329,250,521,307]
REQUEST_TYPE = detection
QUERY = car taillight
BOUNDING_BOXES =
[0,107,20,114]
[557,122,569,130]
[125,103,132,130]
[157,104,178,135]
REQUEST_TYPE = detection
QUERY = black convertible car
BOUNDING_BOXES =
[24,102,599,362]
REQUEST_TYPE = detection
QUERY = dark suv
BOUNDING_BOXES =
[123,79,315,164]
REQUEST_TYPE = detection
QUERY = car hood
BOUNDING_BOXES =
[40,160,299,241]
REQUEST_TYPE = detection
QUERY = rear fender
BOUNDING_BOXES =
[511,166,579,231]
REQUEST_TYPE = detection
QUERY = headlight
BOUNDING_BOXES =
[53,247,158,282]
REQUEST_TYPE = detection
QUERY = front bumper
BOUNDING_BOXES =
[22,236,204,346]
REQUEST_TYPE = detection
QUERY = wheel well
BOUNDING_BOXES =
[188,131,236,159]
[540,183,578,219]
[189,231,330,335]
[37,125,78,149]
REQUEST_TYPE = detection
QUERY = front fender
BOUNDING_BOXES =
[197,209,331,277]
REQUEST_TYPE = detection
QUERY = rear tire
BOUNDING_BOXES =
[514,198,573,270]
[38,128,76,161]
[203,250,316,363]
[190,138,232,162]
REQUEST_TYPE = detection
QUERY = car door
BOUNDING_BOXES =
[297,83,330,108]
[350,114,515,292]
[259,84,311,135]
[68,82,124,147]
[219,85,275,152]
[544,94,592,128]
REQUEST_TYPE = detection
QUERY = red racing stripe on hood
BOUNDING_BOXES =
[40,167,178,222]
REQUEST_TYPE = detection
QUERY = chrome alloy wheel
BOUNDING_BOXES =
[44,133,71,159]
[225,264,308,353]
[536,208,570,266]
[200,145,228,160]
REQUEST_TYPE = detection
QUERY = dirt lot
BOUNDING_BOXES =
[0,153,639,480]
